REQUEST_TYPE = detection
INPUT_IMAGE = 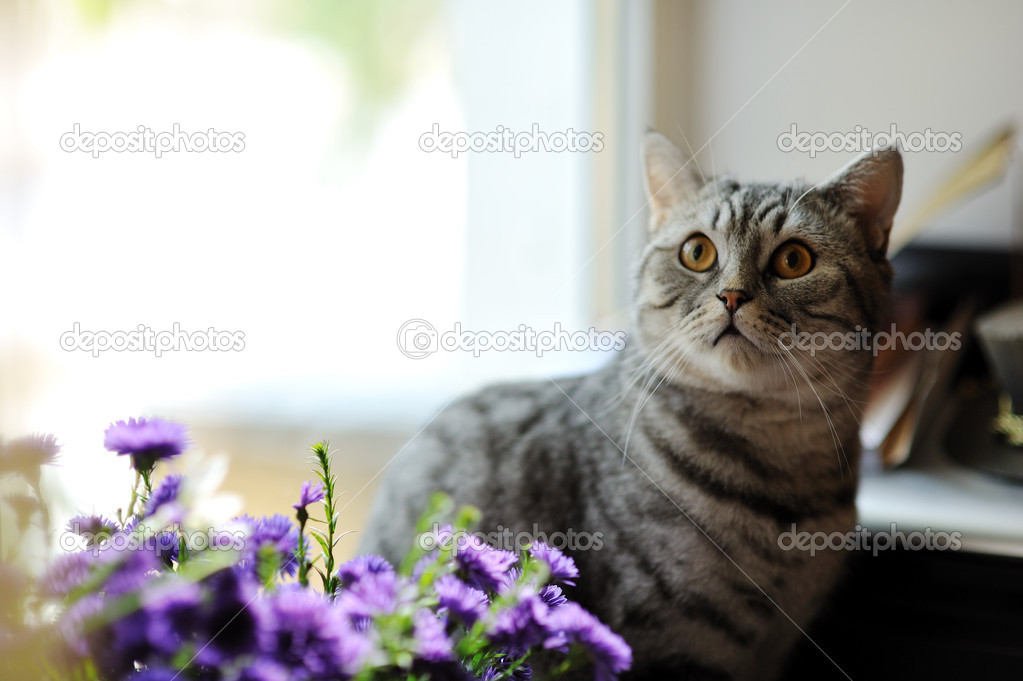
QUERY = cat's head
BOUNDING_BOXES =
[634,132,902,393]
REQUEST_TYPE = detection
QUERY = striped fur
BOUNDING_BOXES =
[361,133,902,680]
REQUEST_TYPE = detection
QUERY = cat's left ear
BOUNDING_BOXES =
[821,147,903,256]
[642,131,703,231]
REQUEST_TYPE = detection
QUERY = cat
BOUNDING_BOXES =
[361,131,903,681]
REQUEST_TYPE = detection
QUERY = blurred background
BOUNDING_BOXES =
[2,0,1022,573]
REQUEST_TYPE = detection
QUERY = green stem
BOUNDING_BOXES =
[491,651,532,681]
[296,513,309,587]
[311,442,339,595]
[125,471,142,519]
[140,468,153,506]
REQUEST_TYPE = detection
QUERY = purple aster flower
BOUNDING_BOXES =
[427,526,518,593]
[237,514,300,577]
[458,540,518,593]
[144,474,184,519]
[261,588,371,679]
[336,570,416,632]
[102,549,162,596]
[487,592,551,650]
[539,584,567,608]
[411,553,440,582]
[336,554,393,588]
[133,529,181,569]
[543,603,631,681]
[193,568,266,667]
[103,417,188,472]
[292,480,325,512]
[56,593,105,659]
[140,578,203,657]
[66,514,120,545]
[38,551,97,599]
[413,608,454,663]
[90,603,156,678]
[434,574,488,626]
[230,660,291,681]
[479,652,533,681]
[529,543,579,586]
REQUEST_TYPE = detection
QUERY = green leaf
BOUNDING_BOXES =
[311,533,331,556]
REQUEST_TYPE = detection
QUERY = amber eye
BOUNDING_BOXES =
[772,242,814,279]
[680,234,717,272]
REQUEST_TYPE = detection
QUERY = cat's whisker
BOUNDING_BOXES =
[621,345,681,461]
[779,344,852,479]
[601,334,678,415]
[768,345,804,423]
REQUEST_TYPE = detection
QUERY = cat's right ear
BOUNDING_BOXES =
[643,131,702,231]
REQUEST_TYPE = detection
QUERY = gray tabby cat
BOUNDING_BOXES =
[361,132,903,681]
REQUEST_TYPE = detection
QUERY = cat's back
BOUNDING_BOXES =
[359,366,625,562]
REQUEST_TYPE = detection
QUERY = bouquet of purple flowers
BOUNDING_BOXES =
[0,418,631,681]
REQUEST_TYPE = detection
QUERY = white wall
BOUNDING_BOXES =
[664,0,1023,249]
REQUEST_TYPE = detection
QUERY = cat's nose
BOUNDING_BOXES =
[717,289,750,313]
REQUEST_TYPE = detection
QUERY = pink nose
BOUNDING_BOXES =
[717,289,749,313]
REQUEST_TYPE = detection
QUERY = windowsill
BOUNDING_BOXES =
[858,448,1023,558]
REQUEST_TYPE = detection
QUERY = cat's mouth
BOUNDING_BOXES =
[712,322,746,346]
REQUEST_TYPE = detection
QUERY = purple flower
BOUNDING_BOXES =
[141,578,204,656]
[480,652,533,681]
[428,526,518,593]
[261,588,370,679]
[292,480,325,512]
[56,593,105,658]
[487,593,551,650]
[529,543,579,586]
[230,660,291,681]
[66,514,120,545]
[103,417,188,472]
[193,568,266,667]
[539,584,567,608]
[336,570,415,632]
[102,549,162,596]
[413,608,454,663]
[336,554,393,588]
[434,574,488,626]
[38,551,97,598]
[144,474,184,519]
[238,514,300,577]
[544,603,631,681]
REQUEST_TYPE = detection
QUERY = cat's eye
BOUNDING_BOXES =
[680,234,717,272]
[772,242,814,279]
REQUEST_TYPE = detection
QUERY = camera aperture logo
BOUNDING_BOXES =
[397,319,626,359]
